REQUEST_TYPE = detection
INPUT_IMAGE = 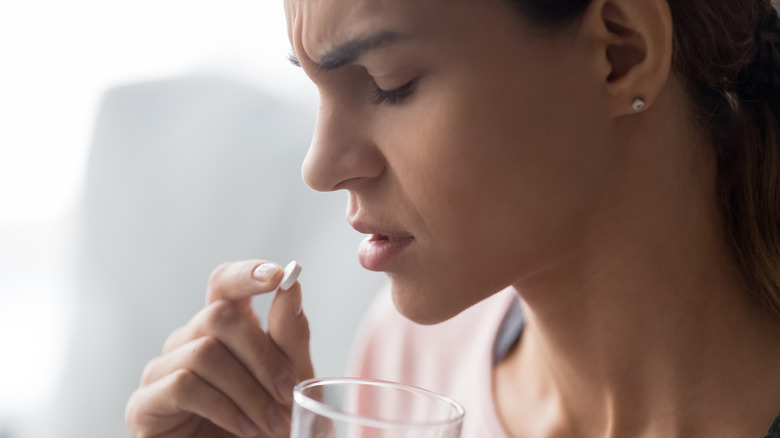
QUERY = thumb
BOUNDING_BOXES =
[268,281,315,381]
[206,260,284,305]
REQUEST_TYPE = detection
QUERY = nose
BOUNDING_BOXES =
[301,99,385,192]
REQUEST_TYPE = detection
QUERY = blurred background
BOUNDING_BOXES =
[0,1,386,437]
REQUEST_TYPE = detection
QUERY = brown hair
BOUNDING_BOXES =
[511,0,780,315]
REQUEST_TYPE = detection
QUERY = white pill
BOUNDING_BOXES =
[279,260,302,290]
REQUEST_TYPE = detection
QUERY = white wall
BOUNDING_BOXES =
[0,2,385,437]
[0,0,313,227]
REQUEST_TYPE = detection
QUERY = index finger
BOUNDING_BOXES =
[206,260,284,304]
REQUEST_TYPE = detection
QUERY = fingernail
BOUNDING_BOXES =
[253,263,280,282]
[237,413,260,436]
[266,404,288,435]
[275,372,297,404]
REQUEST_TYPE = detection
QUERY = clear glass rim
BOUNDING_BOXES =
[293,377,465,430]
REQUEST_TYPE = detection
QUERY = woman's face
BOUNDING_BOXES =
[286,0,616,324]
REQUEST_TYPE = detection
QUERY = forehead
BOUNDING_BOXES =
[284,0,446,61]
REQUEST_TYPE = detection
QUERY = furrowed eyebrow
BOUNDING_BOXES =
[286,31,404,71]
[319,31,403,71]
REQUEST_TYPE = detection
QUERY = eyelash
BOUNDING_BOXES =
[372,79,417,105]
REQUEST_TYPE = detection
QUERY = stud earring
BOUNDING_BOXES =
[632,98,646,112]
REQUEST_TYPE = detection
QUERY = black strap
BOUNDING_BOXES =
[765,414,780,438]
[492,296,524,365]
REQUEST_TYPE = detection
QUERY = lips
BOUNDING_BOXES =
[350,220,415,271]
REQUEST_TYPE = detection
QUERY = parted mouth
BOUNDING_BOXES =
[353,219,417,271]
[369,233,415,243]
[350,218,414,240]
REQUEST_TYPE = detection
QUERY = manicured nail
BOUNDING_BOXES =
[237,413,260,436]
[253,263,280,282]
[266,404,288,435]
[275,372,297,404]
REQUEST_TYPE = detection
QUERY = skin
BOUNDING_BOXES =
[126,261,314,437]
[285,0,780,436]
[290,0,622,325]
[125,0,780,436]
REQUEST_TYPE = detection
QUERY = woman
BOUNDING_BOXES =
[126,0,780,436]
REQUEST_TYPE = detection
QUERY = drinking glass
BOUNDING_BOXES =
[290,377,465,438]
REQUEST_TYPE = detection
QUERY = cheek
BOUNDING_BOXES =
[386,73,610,280]
[400,78,595,238]
[374,60,612,322]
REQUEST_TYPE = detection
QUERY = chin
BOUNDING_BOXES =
[388,277,469,325]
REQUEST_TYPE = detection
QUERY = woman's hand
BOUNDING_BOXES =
[126,260,315,438]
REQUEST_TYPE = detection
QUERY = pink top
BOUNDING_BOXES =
[346,287,780,438]
[347,286,519,438]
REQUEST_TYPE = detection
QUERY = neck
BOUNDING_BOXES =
[498,103,780,438]
[511,240,780,437]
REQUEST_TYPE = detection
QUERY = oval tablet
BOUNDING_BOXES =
[279,260,302,290]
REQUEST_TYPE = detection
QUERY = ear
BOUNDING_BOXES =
[580,0,673,117]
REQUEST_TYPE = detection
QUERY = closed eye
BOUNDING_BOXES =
[372,79,417,105]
